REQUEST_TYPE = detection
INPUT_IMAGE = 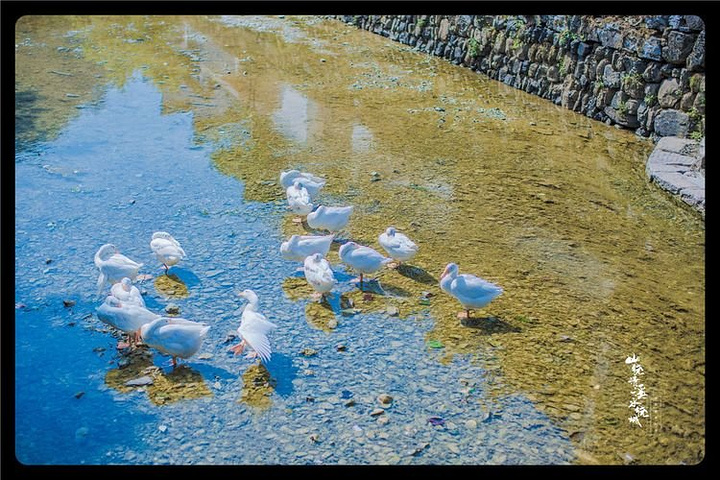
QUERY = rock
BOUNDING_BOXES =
[604,106,639,128]
[223,331,238,343]
[642,62,662,83]
[680,92,695,111]
[686,30,705,72]
[74,391,85,399]
[300,348,318,357]
[377,394,393,407]
[370,408,385,416]
[63,299,76,308]
[336,344,347,352]
[408,443,430,457]
[639,37,662,61]
[385,306,399,317]
[598,24,623,49]
[125,375,154,386]
[602,65,621,89]
[662,31,696,65]
[465,419,478,429]
[427,416,445,426]
[377,415,390,425]
[657,79,682,108]
[654,109,690,137]
[683,15,705,31]
[197,353,213,360]
[644,16,667,30]
[577,42,592,58]
[158,425,168,433]
[165,303,180,315]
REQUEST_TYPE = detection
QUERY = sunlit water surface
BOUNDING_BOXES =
[15,15,704,465]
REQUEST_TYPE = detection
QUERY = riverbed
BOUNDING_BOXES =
[14,15,704,465]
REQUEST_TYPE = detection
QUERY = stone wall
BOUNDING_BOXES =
[333,15,705,140]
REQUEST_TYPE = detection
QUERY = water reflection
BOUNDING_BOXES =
[272,85,315,144]
[351,123,374,153]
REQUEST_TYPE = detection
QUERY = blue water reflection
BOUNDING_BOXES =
[15,74,574,465]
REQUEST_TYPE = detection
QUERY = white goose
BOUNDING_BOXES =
[378,226,419,266]
[140,316,210,368]
[229,289,277,363]
[94,244,143,293]
[286,180,314,217]
[110,277,146,307]
[150,231,186,273]
[279,169,326,198]
[280,234,335,262]
[338,241,392,286]
[96,296,160,345]
[439,263,503,319]
[303,253,337,300]
[306,205,354,233]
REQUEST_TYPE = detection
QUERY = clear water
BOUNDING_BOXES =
[14,15,704,465]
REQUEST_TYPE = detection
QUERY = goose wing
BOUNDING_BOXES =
[304,258,335,285]
[151,319,209,356]
[238,311,277,363]
[453,274,503,300]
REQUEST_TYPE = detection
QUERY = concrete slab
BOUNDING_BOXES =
[655,136,696,154]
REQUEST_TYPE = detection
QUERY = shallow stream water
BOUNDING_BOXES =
[14,15,704,465]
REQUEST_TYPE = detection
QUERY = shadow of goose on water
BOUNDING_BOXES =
[396,264,438,285]
[460,315,522,335]
[263,352,297,398]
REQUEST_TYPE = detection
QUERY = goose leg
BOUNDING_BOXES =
[244,351,259,360]
[229,339,246,355]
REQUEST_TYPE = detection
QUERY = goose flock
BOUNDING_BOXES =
[92,169,503,369]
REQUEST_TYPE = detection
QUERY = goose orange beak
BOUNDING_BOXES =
[440,265,450,280]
